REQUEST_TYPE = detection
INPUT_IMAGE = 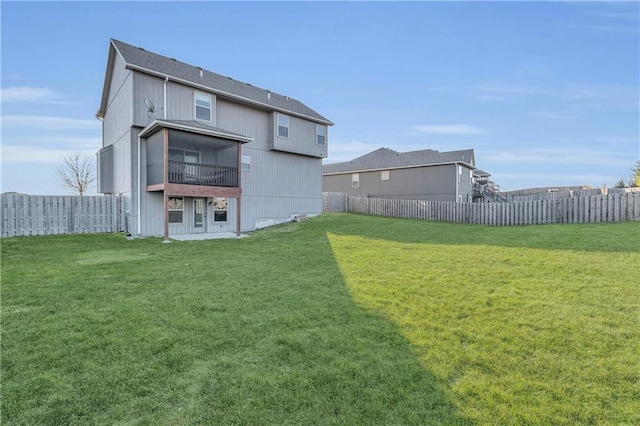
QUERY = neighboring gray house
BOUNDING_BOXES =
[323,147,483,202]
[96,39,332,239]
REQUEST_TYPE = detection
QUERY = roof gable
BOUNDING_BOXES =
[98,39,332,125]
[323,147,476,174]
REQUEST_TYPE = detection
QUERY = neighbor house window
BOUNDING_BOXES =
[168,197,184,223]
[195,92,211,121]
[458,166,463,183]
[213,197,228,222]
[277,113,289,138]
[316,125,326,146]
[241,155,251,171]
[352,173,360,189]
[381,170,390,181]
[469,169,473,185]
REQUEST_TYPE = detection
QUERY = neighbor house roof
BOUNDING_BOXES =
[97,39,333,125]
[473,169,490,177]
[323,148,476,175]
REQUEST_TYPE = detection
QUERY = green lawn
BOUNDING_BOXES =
[2,214,639,425]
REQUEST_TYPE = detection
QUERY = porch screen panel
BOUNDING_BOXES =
[146,131,165,185]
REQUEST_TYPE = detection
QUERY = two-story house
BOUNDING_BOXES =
[323,147,480,202]
[96,39,333,239]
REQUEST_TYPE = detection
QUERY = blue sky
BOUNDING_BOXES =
[1,1,638,195]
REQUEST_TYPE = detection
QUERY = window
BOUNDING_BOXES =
[352,173,360,189]
[458,166,463,183]
[277,113,289,138]
[213,197,228,222]
[316,125,326,146]
[469,169,473,186]
[241,155,251,171]
[168,197,184,223]
[195,92,211,121]
[381,170,390,181]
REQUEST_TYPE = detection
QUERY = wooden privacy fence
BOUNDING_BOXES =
[1,194,127,237]
[323,192,640,226]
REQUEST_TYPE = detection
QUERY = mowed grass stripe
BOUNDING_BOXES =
[328,232,640,425]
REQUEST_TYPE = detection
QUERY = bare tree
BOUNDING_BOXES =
[57,152,95,196]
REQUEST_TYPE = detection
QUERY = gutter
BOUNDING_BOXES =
[137,133,142,236]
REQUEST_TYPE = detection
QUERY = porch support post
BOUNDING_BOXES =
[162,128,170,242]
[163,191,170,242]
[236,143,242,237]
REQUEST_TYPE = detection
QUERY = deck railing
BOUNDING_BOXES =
[168,161,238,187]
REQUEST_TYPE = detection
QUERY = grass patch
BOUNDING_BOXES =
[2,213,638,424]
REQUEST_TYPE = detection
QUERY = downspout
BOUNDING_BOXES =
[455,162,459,203]
[164,76,168,119]
[137,134,141,235]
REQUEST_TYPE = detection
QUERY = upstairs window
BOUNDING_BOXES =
[316,125,326,146]
[241,155,252,172]
[381,170,390,181]
[277,113,289,138]
[195,92,211,121]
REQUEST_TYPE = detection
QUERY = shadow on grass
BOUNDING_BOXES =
[315,212,640,254]
[322,215,640,424]
[1,226,471,424]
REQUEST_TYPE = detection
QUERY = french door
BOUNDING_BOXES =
[192,198,206,233]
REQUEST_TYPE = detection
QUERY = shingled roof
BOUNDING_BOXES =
[323,147,476,174]
[98,39,332,125]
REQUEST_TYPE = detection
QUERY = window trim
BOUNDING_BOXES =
[277,113,289,139]
[316,124,326,146]
[195,92,212,122]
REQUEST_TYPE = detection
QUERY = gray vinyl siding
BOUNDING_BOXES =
[217,99,270,151]
[271,112,327,158]
[242,149,321,198]
[103,53,133,149]
[97,145,114,194]
[241,195,320,231]
[132,73,163,127]
[458,165,475,202]
[140,191,164,236]
[241,150,322,231]
[323,165,460,202]
[109,130,133,194]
